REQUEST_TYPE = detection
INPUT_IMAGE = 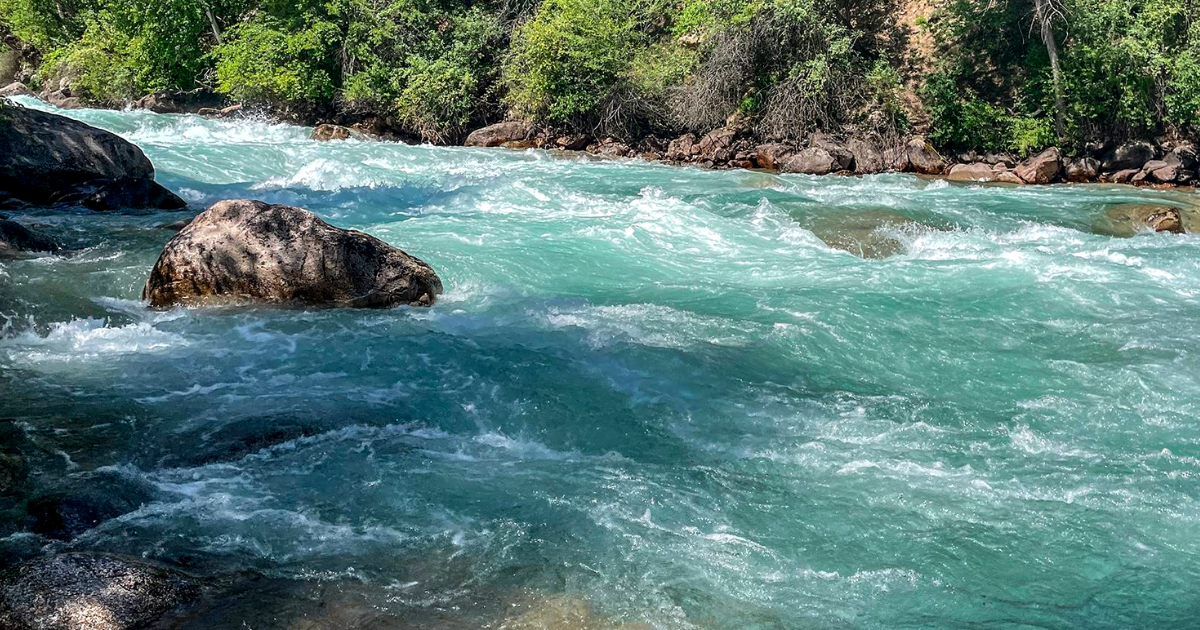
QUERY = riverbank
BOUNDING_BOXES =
[6,82,1197,190]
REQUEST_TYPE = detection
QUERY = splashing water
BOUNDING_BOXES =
[3,97,1200,629]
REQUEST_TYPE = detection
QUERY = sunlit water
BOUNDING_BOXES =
[3,97,1200,629]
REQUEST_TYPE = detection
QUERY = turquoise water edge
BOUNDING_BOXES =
[3,98,1200,628]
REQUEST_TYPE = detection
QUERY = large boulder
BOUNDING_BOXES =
[0,105,185,210]
[665,134,696,161]
[0,219,58,258]
[694,127,738,163]
[143,200,443,309]
[1064,157,1099,183]
[806,209,928,259]
[1100,141,1159,173]
[754,143,794,170]
[779,147,846,175]
[946,162,997,182]
[848,138,885,174]
[464,121,533,147]
[0,553,199,630]
[26,471,156,541]
[1014,147,1063,184]
[0,82,33,98]
[905,138,945,175]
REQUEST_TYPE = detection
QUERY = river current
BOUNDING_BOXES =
[3,98,1200,628]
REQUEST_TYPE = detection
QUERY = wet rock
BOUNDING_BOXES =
[498,594,650,630]
[806,209,925,258]
[0,82,32,98]
[1064,157,1099,183]
[1096,203,1194,236]
[848,137,884,174]
[754,143,794,170]
[27,470,156,541]
[133,89,223,114]
[143,199,443,309]
[310,124,369,142]
[0,105,185,209]
[905,138,945,175]
[465,121,533,147]
[44,90,83,109]
[197,103,243,118]
[178,416,327,467]
[0,219,58,258]
[1014,147,1063,184]
[946,162,997,182]
[1100,140,1159,173]
[995,170,1025,185]
[0,553,199,630]
[595,140,631,158]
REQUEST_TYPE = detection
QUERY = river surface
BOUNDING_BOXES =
[3,98,1200,629]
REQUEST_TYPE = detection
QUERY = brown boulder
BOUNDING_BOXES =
[1096,203,1193,236]
[1064,157,1099,183]
[556,135,591,151]
[946,162,996,182]
[755,143,794,170]
[695,127,738,163]
[665,134,697,161]
[143,200,443,309]
[311,124,369,142]
[779,148,843,175]
[848,138,884,174]
[464,121,532,148]
[995,170,1025,185]
[905,138,945,175]
[1014,147,1063,184]
[0,82,32,98]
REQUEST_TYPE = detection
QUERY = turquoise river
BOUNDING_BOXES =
[3,98,1200,629]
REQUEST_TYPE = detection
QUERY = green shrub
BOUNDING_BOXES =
[505,0,639,125]
[214,17,338,103]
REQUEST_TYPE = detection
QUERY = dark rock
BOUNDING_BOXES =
[555,135,590,151]
[1014,147,1063,184]
[179,416,327,467]
[754,143,794,171]
[311,124,370,142]
[143,199,443,309]
[1100,141,1159,173]
[981,152,1017,167]
[133,89,224,115]
[0,219,58,258]
[946,162,996,182]
[27,471,156,541]
[0,553,199,630]
[848,138,884,174]
[464,121,533,147]
[905,138,945,175]
[0,105,185,209]
[695,127,738,163]
[808,134,854,171]
[1097,203,1194,236]
[1064,157,1099,183]
[0,82,32,98]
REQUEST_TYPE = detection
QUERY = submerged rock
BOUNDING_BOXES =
[465,121,533,147]
[806,209,926,259]
[498,594,650,630]
[0,553,199,630]
[27,470,156,541]
[1095,203,1195,236]
[143,199,443,308]
[0,105,185,210]
[0,219,58,258]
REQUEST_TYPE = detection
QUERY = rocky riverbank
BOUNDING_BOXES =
[5,82,1197,189]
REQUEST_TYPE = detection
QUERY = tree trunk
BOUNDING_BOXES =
[1033,0,1066,141]
[205,7,224,45]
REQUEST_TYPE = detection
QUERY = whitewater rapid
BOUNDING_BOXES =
[2,97,1200,628]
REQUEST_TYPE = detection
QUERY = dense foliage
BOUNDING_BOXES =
[2,0,1196,147]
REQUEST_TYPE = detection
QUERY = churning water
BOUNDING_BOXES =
[3,97,1200,629]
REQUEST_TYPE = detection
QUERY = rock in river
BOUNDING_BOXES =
[143,200,444,308]
[0,105,185,210]
[806,209,929,259]
[0,553,199,630]
[1095,203,1195,237]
